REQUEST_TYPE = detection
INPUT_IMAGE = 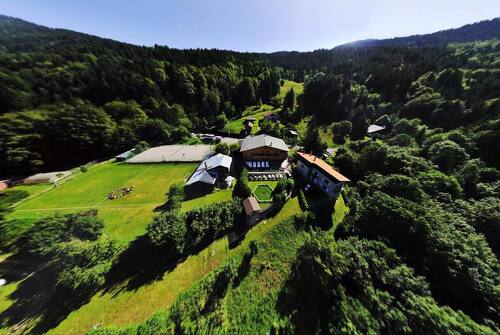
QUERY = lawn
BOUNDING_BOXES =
[222,104,279,136]
[279,80,304,98]
[3,162,201,244]
[252,184,273,202]
[296,116,335,147]
[0,161,240,334]
[46,197,301,334]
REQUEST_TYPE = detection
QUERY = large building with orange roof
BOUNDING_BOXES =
[296,152,350,200]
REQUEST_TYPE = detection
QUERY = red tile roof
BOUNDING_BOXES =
[297,152,350,182]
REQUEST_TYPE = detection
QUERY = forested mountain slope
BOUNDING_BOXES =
[338,17,500,48]
[0,15,276,173]
[0,14,499,335]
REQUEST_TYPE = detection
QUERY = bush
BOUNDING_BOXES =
[165,183,184,211]
[147,211,186,255]
[147,199,241,256]
[298,189,309,210]
[234,169,252,198]
[214,142,230,155]
[20,210,104,257]
[55,237,123,290]
[71,213,105,240]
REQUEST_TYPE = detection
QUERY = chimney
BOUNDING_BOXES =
[204,162,208,170]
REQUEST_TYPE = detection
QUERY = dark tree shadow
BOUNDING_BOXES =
[232,251,253,288]
[0,255,96,334]
[0,190,30,208]
[102,235,181,295]
[183,184,215,201]
[0,190,31,251]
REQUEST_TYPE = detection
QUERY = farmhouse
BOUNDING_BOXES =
[296,152,350,200]
[240,134,289,161]
[186,153,233,186]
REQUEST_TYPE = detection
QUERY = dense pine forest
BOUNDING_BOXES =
[0,14,499,335]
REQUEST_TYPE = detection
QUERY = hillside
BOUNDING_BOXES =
[0,14,499,335]
[337,17,500,48]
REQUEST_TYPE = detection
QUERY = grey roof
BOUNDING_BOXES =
[115,148,139,160]
[367,124,386,133]
[24,171,72,184]
[186,170,216,186]
[186,153,232,186]
[127,145,212,163]
[203,153,232,170]
[240,134,289,152]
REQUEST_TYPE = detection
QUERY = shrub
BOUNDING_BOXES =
[298,189,309,210]
[55,237,123,290]
[165,183,184,211]
[214,142,229,155]
[234,169,252,198]
[147,211,186,255]
[20,210,104,257]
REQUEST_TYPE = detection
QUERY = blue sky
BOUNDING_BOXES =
[1,0,499,52]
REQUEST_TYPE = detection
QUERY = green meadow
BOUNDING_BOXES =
[3,162,202,244]
[279,79,304,97]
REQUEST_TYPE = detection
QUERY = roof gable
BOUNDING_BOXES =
[297,152,350,182]
[185,153,232,186]
[240,134,289,152]
[242,197,261,215]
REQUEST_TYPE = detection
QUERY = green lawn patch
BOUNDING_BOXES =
[3,162,198,244]
[222,104,279,136]
[47,197,301,334]
[253,184,273,202]
[279,80,304,98]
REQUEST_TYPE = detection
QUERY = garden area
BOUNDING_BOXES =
[252,184,273,202]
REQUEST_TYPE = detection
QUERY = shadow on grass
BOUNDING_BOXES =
[0,190,30,208]
[0,253,96,334]
[183,184,215,201]
[102,235,180,295]
[102,221,242,296]
[0,190,35,252]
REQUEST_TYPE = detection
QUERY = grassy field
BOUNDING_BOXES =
[3,162,203,244]
[280,80,304,98]
[91,195,315,334]
[0,161,241,334]
[223,104,279,136]
[47,197,301,334]
[296,116,335,147]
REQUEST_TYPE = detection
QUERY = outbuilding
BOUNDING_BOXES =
[186,153,233,186]
[242,196,262,225]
